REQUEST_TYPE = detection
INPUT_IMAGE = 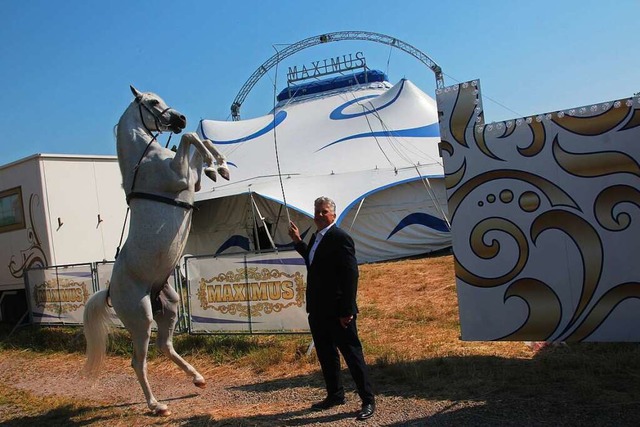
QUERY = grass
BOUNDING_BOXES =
[2,253,640,425]
[0,387,102,426]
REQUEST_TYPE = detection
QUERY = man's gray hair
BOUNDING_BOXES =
[314,196,336,213]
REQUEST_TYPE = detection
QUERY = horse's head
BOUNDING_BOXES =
[130,85,187,134]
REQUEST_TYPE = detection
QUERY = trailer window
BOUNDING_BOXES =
[0,187,25,233]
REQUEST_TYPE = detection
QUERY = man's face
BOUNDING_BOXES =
[314,202,336,230]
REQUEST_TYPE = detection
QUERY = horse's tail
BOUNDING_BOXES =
[83,289,112,377]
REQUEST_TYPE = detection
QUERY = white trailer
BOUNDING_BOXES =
[0,154,128,322]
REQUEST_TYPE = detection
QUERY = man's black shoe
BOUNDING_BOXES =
[356,403,375,420]
[311,396,345,410]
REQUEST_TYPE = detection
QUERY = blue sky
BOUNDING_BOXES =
[1,0,638,165]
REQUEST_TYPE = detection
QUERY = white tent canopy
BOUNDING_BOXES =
[188,75,451,263]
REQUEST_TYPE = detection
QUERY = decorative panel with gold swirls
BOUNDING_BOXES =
[437,80,640,341]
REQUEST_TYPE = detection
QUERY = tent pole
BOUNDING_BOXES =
[248,191,261,252]
[420,175,451,229]
[250,192,277,251]
[348,197,367,232]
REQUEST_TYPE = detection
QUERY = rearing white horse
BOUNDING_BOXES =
[83,86,229,416]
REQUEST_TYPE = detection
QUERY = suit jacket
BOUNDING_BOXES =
[294,225,359,317]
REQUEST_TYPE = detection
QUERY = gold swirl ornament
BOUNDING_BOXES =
[455,217,528,288]
[553,135,640,178]
[447,169,579,221]
[552,103,630,136]
[448,84,479,148]
[499,278,562,341]
[517,119,546,157]
[594,184,640,231]
[567,282,640,341]
[531,209,602,336]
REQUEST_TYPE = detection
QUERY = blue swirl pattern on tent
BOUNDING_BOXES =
[329,79,405,120]
[317,122,440,152]
[200,111,287,145]
[387,212,450,239]
[215,235,251,255]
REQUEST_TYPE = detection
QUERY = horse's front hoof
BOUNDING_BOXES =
[154,407,172,417]
[204,167,217,182]
[194,379,207,389]
[218,167,230,181]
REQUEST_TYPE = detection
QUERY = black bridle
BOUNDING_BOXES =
[128,97,170,199]
[136,96,173,136]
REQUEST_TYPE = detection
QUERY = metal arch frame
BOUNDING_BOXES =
[230,31,444,120]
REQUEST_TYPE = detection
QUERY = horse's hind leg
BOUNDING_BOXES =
[114,289,169,415]
[154,284,206,388]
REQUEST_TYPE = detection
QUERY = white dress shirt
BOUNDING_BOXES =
[309,222,334,264]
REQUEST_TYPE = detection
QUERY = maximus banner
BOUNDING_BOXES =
[186,251,309,334]
[26,263,93,325]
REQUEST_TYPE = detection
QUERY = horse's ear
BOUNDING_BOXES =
[130,85,143,100]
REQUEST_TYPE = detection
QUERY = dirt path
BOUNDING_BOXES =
[0,350,474,426]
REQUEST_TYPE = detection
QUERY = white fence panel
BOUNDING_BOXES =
[186,250,309,334]
[26,263,94,325]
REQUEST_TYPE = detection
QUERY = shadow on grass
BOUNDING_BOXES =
[1,393,203,427]
[0,324,87,353]
[1,404,124,427]
[211,343,640,426]
[0,324,272,360]
[176,409,358,427]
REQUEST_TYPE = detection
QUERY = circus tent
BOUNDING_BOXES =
[186,71,451,263]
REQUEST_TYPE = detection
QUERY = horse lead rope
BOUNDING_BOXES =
[271,47,292,226]
[115,98,166,259]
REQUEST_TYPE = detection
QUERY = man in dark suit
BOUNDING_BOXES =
[289,196,375,421]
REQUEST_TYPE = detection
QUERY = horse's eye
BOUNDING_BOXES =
[149,99,160,106]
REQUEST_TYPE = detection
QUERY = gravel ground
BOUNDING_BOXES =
[3,349,640,426]
[0,350,480,426]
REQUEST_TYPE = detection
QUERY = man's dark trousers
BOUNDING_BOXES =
[308,313,375,404]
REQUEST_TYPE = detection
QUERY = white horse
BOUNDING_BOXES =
[83,86,229,416]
